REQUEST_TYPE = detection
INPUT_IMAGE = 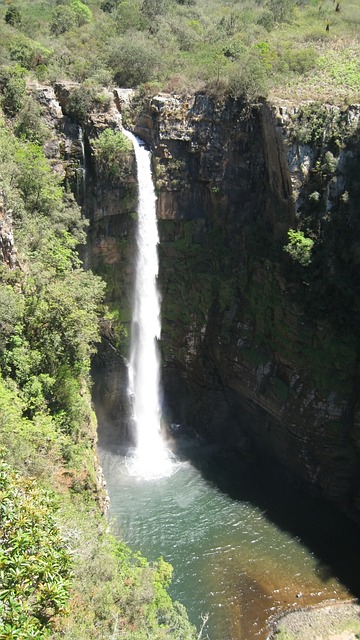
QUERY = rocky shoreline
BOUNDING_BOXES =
[269,601,360,640]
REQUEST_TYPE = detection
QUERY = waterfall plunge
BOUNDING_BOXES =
[124,131,174,479]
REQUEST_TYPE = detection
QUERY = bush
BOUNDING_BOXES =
[51,5,77,35]
[14,97,50,144]
[69,0,93,26]
[9,35,52,70]
[257,9,275,31]
[286,47,318,74]
[66,85,98,121]
[227,54,268,102]
[0,65,27,116]
[107,37,158,87]
[114,0,143,33]
[267,0,294,23]
[51,0,92,34]
[91,128,133,182]
[0,461,72,637]
[284,228,314,266]
[53,502,197,640]
[100,0,120,12]
[5,6,22,27]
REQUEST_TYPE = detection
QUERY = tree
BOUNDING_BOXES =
[284,228,314,266]
[227,53,269,102]
[5,5,21,27]
[91,128,133,181]
[108,37,158,87]
[267,0,294,22]
[51,0,92,34]
[141,0,168,32]
[14,97,50,144]
[100,0,119,12]
[70,0,93,27]
[0,65,26,116]
[51,5,77,35]
[9,36,51,70]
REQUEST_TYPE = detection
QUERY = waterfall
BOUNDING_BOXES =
[77,126,86,205]
[123,130,174,479]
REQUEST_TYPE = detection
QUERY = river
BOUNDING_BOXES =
[98,424,360,640]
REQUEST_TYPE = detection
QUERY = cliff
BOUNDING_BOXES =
[46,85,360,521]
[125,93,360,520]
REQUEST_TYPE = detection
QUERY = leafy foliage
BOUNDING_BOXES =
[0,89,196,640]
[0,65,26,116]
[5,5,22,27]
[51,0,92,35]
[0,0,359,102]
[54,502,197,640]
[107,35,159,87]
[14,96,51,143]
[66,84,111,122]
[284,229,314,266]
[0,461,72,638]
[91,128,133,181]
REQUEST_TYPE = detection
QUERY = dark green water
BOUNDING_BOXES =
[98,429,360,640]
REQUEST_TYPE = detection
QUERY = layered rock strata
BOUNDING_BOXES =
[35,85,360,520]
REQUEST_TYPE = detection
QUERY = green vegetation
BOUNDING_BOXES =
[274,629,294,640]
[0,0,359,635]
[0,101,196,638]
[284,228,314,266]
[91,128,133,181]
[0,462,71,639]
[0,0,359,104]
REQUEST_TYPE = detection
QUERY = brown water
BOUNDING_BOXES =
[98,429,360,640]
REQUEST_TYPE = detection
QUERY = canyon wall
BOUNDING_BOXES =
[44,85,360,520]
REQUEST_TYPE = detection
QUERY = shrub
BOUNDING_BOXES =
[66,85,98,121]
[141,0,169,30]
[100,0,120,12]
[0,65,27,116]
[286,47,318,74]
[14,97,50,144]
[257,8,275,31]
[5,6,22,27]
[321,150,337,175]
[108,37,158,87]
[51,5,77,35]
[284,228,314,266]
[51,0,92,34]
[69,0,92,26]
[91,128,133,182]
[227,54,268,102]
[114,0,143,33]
[0,462,72,636]
[9,35,52,70]
[267,0,294,23]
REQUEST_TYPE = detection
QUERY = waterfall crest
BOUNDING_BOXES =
[123,130,173,479]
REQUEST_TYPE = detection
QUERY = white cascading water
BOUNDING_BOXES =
[77,126,86,204]
[123,130,174,479]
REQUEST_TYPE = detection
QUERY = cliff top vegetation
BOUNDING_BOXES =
[0,0,359,105]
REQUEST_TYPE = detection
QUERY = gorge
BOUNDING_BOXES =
[2,81,360,639]
[84,89,360,638]
[86,90,360,523]
[1,1,360,637]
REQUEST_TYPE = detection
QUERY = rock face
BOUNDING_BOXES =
[0,192,17,269]
[127,94,360,521]
[36,85,360,521]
